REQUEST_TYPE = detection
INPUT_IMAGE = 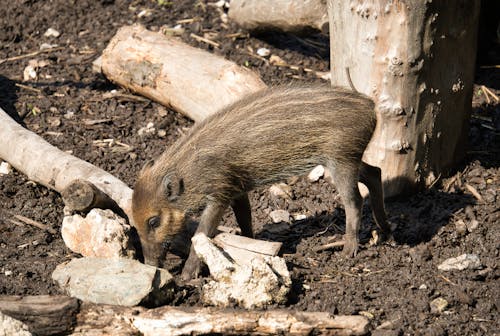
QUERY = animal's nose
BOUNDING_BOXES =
[162,241,171,250]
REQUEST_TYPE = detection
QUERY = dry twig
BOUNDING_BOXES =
[0,47,64,65]
[464,183,484,202]
[6,211,57,235]
[190,33,220,48]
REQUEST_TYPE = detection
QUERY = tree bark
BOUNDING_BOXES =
[0,295,79,336]
[228,0,329,33]
[328,0,480,197]
[0,108,134,222]
[74,303,370,336]
[96,24,267,122]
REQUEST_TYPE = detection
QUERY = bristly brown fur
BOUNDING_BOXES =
[132,83,386,270]
[143,83,374,209]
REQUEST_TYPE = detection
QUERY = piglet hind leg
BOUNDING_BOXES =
[359,161,393,244]
[181,201,226,281]
[231,193,254,238]
[328,163,363,257]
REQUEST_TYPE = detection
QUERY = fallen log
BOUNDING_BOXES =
[0,295,79,336]
[74,303,370,336]
[228,0,328,33]
[0,107,133,222]
[95,24,267,122]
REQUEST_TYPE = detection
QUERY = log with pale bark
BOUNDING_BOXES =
[0,295,79,336]
[74,303,370,336]
[0,108,133,221]
[328,0,480,197]
[228,0,328,33]
[95,24,267,122]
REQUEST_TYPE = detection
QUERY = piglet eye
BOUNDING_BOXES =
[147,216,161,230]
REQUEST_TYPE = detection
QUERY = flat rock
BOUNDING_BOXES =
[269,209,291,223]
[437,254,482,271]
[52,257,175,307]
[61,209,135,259]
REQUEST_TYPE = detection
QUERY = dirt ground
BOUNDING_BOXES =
[0,1,499,335]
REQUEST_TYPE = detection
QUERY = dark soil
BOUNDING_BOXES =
[0,1,499,335]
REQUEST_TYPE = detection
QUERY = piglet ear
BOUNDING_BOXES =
[162,173,184,202]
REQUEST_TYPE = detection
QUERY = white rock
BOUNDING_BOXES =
[23,65,37,81]
[52,257,175,306]
[40,43,58,50]
[192,233,291,309]
[454,219,467,235]
[256,47,270,57]
[437,254,482,271]
[44,27,61,38]
[430,297,448,314]
[466,219,479,232]
[269,209,291,223]
[0,161,12,175]
[269,182,292,199]
[0,312,32,336]
[61,209,135,259]
[292,213,307,221]
[308,165,325,182]
[138,122,156,136]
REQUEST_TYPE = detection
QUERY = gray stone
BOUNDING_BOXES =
[52,257,175,307]
[269,209,290,223]
[437,254,482,271]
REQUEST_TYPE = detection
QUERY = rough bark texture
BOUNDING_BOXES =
[328,0,480,197]
[0,295,79,336]
[97,24,267,122]
[229,0,329,33]
[0,107,133,221]
[73,304,369,336]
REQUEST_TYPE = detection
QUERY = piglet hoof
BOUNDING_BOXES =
[341,236,358,257]
[369,229,393,246]
[181,258,202,282]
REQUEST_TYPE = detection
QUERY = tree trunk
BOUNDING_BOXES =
[328,0,480,197]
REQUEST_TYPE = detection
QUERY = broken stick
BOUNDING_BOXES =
[95,24,267,122]
[0,108,133,222]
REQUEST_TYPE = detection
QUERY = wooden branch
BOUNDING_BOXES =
[60,179,125,215]
[74,304,370,335]
[95,24,267,122]
[0,108,133,222]
[228,0,328,33]
[5,211,57,235]
[0,295,79,336]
